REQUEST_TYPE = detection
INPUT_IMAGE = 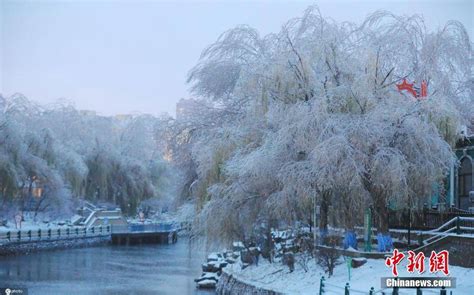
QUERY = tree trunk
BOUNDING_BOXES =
[375,197,389,234]
[374,195,394,252]
[319,193,329,232]
[318,191,330,245]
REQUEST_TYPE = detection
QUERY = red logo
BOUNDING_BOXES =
[429,250,449,275]
[385,249,405,276]
[407,251,425,274]
[385,249,449,276]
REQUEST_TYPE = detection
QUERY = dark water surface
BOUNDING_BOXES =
[0,239,215,295]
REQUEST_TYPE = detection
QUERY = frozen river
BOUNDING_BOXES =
[0,239,215,295]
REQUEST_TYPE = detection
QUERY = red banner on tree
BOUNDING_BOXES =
[396,79,427,99]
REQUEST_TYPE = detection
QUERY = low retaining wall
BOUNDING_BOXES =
[111,230,177,245]
[414,235,474,267]
[216,269,283,295]
[315,245,389,259]
[0,235,111,256]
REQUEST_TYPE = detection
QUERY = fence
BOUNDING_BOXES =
[415,216,474,250]
[388,208,474,230]
[110,223,177,234]
[319,276,454,295]
[0,222,178,245]
[0,225,111,245]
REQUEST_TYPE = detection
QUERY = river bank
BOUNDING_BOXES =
[0,224,112,256]
[0,221,179,256]
[216,268,282,295]
[219,257,474,295]
[0,235,111,256]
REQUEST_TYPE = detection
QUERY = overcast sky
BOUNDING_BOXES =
[1,0,472,117]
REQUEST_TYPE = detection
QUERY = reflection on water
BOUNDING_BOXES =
[0,239,215,295]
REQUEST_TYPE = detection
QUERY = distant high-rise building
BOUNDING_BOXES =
[176,98,204,120]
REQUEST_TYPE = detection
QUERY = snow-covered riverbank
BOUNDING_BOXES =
[222,258,474,294]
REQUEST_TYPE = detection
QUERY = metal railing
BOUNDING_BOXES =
[0,221,180,245]
[389,208,474,230]
[413,216,474,251]
[111,223,178,234]
[0,225,111,246]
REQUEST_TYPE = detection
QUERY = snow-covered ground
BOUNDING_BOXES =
[225,257,474,294]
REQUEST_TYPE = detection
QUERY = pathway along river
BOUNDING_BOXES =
[0,238,215,295]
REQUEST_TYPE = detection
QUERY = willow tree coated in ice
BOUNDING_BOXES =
[0,94,174,218]
[184,6,472,251]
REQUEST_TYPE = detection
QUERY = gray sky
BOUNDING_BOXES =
[1,0,472,117]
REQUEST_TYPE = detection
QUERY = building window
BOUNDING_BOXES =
[458,157,472,208]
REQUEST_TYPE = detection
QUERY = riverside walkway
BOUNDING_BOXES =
[0,225,111,246]
[0,222,179,249]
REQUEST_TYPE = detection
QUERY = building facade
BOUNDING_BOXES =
[452,135,474,211]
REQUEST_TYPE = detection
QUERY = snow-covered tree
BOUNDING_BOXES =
[0,94,175,218]
[182,6,472,251]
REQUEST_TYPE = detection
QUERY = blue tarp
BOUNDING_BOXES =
[343,231,358,250]
[376,233,393,252]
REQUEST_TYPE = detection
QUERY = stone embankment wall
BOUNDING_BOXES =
[216,269,283,295]
[0,236,111,256]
